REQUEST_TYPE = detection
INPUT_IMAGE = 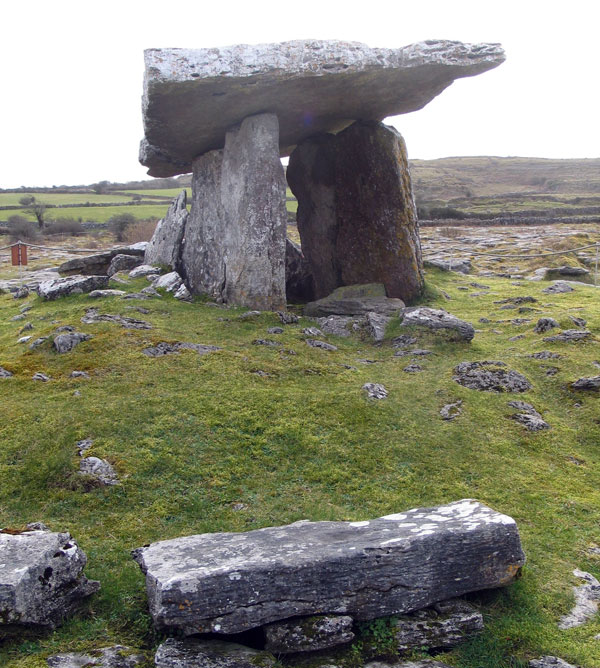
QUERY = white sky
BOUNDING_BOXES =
[1,0,598,188]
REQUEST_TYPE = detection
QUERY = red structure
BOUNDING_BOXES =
[11,243,28,266]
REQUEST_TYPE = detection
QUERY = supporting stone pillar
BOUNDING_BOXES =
[287,120,424,303]
[180,113,287,311]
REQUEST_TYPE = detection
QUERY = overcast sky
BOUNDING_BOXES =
[1,0,598,188]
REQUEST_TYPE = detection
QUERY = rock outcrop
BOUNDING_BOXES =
[179,113,287,310]
[140,40,505,177]
[288,121,423,303]
[0,528,99,633]
[133,499,524,635]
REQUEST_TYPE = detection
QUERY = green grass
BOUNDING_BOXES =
[0,193,136,207]
[9,205,168,224]
[117,188,191,198]
[1,271,600,666]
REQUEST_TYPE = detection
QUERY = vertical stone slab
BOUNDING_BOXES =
[144,190,188,269]
[181,113,287,310]
[287,120,424,303]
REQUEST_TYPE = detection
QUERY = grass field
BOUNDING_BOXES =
[0,193,137,207]
[1,267,600,667]
[117,188,191,198]
[9,204,168,224]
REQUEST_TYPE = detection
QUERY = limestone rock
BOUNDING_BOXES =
[129,264,161,278]
[401,307,474,342]
[543,330,590,343]
[403,364,423,373]
[507,401,549,431]
[140,39,504,177]
[424,258,471,274]
[38,276,110,300]
[82,308,152,330]
[277,310,299,325]
[542,281,575,294]
[264,615,354,653]
[440,400,462,420]
[305,284,404,318]
[33,372,51,382]
[529,658,578,668]
[79,457,119,486]
[366,662,453,668]
[363,383,388,399]
[0,529,100,633]
[144,190,188,269]
[571,376,600,390]
[558,266,589,277]
[289,121,423,302]
[142,342,221,357]
[286,238,315,303]
[394,598,483,653]
[154,638,276,668]
[58,246,146,277]
[180,113,287,310]
[558,569,600,630]
[53,332,92,354]
[88,290,127,298]
[47,645,144,668]
[365,312,391,342]
[306,339,337,351]
[107,254,143,277]
[529,351,561,360]
[133,499,524,635]
[0,366,13,378]
[454,361,531,392]
[534,318,559,333]
[317,315,361,337]
[174,284,192,301]
[153,271,183,293]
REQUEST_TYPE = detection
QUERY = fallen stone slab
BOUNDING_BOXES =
[264,615,354,653]
[401,307,475,342]
[79,457,119,486]
[154,639,276,668]
[305,284,405,318]
[144,190,188,269]
[394,598,483,654]
[140,39,504,177]
[454,361,531,393]
[53,332,92,354]
[133,499,525,635]
[38,276,110,300]
[571,376,600,390]
[0,528,100,633]
[529,658,578,668]
[558,569,600,630]
[142,342,221,357]
[424,258,471,274]
[543,329,591,343]
[58,245,147,277]
[47,645,145,668]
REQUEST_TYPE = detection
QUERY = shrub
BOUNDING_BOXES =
[7,214,38,241]
[122,218,158,243]
[109,213,137,242]
[45,217,85,237]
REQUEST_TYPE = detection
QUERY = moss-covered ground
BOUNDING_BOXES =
[1,268,600,667]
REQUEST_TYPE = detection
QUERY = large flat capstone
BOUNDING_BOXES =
[140,39,505,176]
[133,499,524,635]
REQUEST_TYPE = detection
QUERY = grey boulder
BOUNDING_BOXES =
[132,499,525,635]
[53,332,92,354]
[571,376,600,390]
[264,615,354,653]
[401,307,474,342]
[79,457,119,486]
[47,646,145,668]
[153,271,183,293]
[0,529,99,633]
[129,264,161,278]
[107,254,143,277]
[154,638,276,668]
[38,276,109,300]
[454,361,531,393]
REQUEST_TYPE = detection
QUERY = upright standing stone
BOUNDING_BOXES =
[180,113,287,311]
[144,190,188,270]
[287,121,424,302]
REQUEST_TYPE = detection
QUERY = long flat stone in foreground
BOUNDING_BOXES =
[133,499,525,635]
[140,39,505,176]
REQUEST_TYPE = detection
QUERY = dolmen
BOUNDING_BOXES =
[134,499,524,661]
[139,39,505,310]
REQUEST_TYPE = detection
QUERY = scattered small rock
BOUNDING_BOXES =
[403,364,423,373]
[495,296,537,305]
[54,332,92,354]
[152,271,183,293]
[569,315,587,328]
[13,286,30,299]
[154,638,276,668]
[440,400,463,421]
[140,285,162,296]
[174,284,192,301]
[509,335,525,341]
[529,657,578,668]
[392,334,418,348]
[38,275,110,300]
[542,281,574,294]
[302,326,323,337]
[20,322,33,332]
[29,337,48,350]
[571,376,600,391]
[558,569,600,630]
[17,336,32,344]
[71,370,90,379]
[478,317,490,323]
[0,366,14,378]
[239,310,262,320]
[401,307,475,342]
[317,315,361,337]
[82,308,152,330]
[511,413,550,432]
[510,318,531,326]
[543,330,591,343]
[306,339,338,351]
[10,313,25,321]
[362,383,388,399]
[277,311,299,325]
[88,289,127,299]
[79,457,119,486]
[55,325,75,333]
[534,318,559,333]
[129,264,161,278]
[142,342,221,357]
[32,372,50,382]
[47,645,145,668]
[76,439,93,456]
[544,366,559,376]
[267,327,284,334]
[529,351,561,360]
[253,339,281,347]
